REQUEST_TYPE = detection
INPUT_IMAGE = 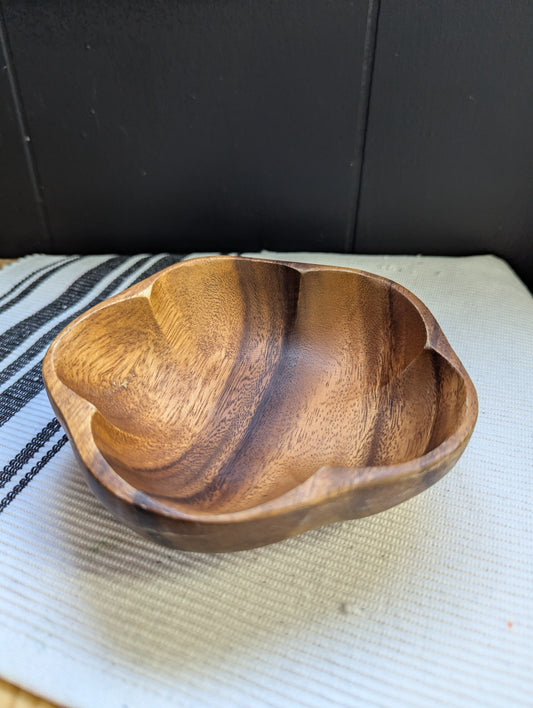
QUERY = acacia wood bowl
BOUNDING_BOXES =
[43,256,477,552]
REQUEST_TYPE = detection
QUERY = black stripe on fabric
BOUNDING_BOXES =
[0,254,182,391]
[0,255,151,387]
[0,254,184,427]
[0,418,60,488]
[0,254,131,362]
[128,253,184,281]
[0,256,76,302]
[0,256,81,313]
[0,434,69,512]
[0,253,185,509]
[0,257,71,304]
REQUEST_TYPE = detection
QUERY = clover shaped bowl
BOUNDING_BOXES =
[43,256,477,552]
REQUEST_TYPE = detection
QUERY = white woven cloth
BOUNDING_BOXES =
[0,252,531,707]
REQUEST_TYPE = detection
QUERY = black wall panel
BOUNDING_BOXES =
[1,0,372,254]
[1,0,532,289]
[0,10,47,254]
[356,1,533,287]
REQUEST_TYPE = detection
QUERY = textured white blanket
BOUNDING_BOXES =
[0,252,531,707]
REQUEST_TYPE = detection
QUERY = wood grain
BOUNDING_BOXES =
[0,679,56,707]
[43,256,478,552]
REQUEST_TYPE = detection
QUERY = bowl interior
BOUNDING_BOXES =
[54,258,467,513]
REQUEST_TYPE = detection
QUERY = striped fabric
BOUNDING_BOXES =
[0,252,532,708]
[0,254,184,512]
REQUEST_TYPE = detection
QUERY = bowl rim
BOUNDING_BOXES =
[42,255,478,524]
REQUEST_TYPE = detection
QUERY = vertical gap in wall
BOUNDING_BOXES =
[0,3,52,251]
[345,0,381,252]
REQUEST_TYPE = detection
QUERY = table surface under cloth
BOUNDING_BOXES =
[0,252,531,708]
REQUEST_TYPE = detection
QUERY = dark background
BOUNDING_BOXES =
[1,0,531,288]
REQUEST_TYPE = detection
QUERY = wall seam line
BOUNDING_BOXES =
[346,0,381,253]
[0,2,52,251]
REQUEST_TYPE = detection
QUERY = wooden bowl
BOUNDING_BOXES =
[43,256,477,552]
